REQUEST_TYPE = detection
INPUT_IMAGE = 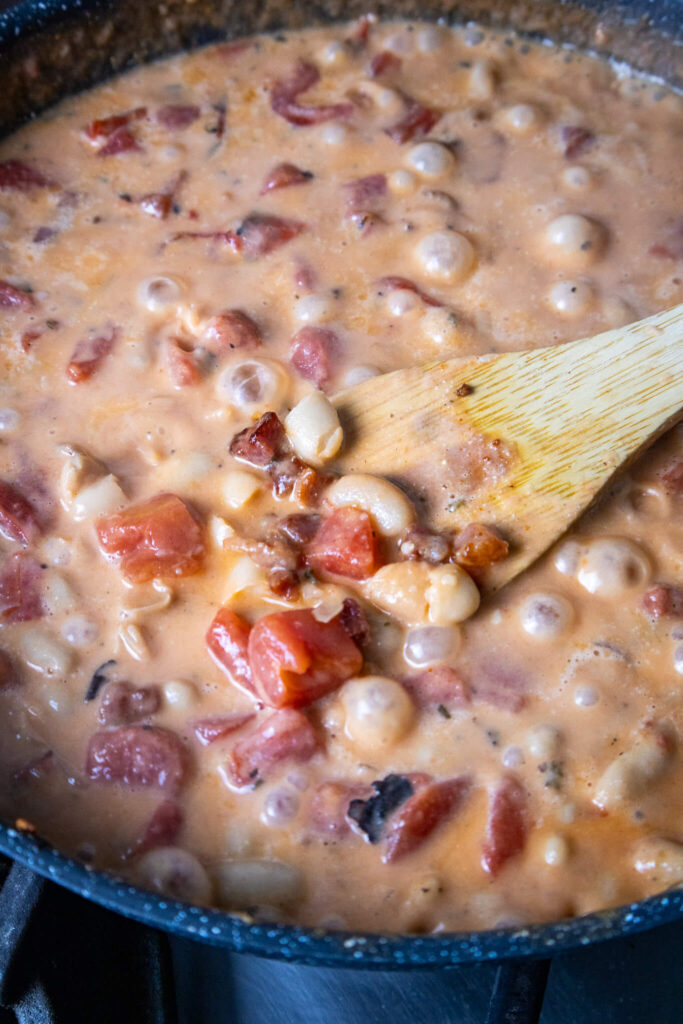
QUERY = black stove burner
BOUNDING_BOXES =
[1,857,682,1024]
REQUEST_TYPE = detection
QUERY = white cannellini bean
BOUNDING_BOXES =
[137,275,183,313]
[468,59,496,100]
[388,169,417,193]
[285,391,343,466]
[218,358,288,415]
[260,788,300,827]
[403,625,460,667]
[553,540,582,576]
[576,538,650,596]
[119,580,173,623]
[155,452,215,491]
[526,723,562,760]
[548,279,594,316]
[223,555,266,600]
[135,847,213,904]
[342,364,380,387]
[20,628,72,676]
[574,685,599,707]
[503,103,538,134]
[293,293,334,324]
[42,572,77,615]
[0,408,19,433]
[364,561,430,624]
[341,676,414,747]
[209,515,235,549]
[72,475,127,521]
[325,474,415,536]
[544,835,570,867]
[593,729,673,810]
[520,592,573,639]
[218,859,303,908]
[163,679,197,709]
[117,623,149,662]
[633,837,683,882]
[426,564,481,624]
[223,469,262,510]
[42,536,72,567]
[416,231,475,281]
[544,214,604,266]
[387,288,419,316]
[406,142,455,178]
[61,615,99,648]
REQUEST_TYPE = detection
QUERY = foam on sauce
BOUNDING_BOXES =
[0,18,681,932]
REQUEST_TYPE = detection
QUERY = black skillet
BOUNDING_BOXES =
[0,0,681,1007]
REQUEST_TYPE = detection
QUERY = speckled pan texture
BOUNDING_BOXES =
[0,0,681,966]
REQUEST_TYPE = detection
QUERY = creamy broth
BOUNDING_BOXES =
[0,17,681,933]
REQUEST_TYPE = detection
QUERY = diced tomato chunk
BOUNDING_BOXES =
[383,776,472,862]
[260,162,313,195]
[96,493,205,583]
[238,213,306,260]
[660,460,683,495]
[98,127,142,157]
[156,104,200,130]
[0,553,43,623]
[224,708,319,788]
[66,325,118,383]
[166,230,242,252]
[642,585,683,619]
[128,798,184,858]
[270,61,354,126]
[206,608,255,697]
[86,725,189,792]
[307,507,382,581]
[0,649,20,690]
[201,310,262,355]
[385,98,440,144]
[560,125,595,159]
[290,326,336,388]
[0,480,41,545]
[0,280,36,311]
[452,523,509,569]
[165,337,202,387]
[248,608,363,708]
[368,51,401,78]
[471,659,527,712]
[376,276,442,308]
[0,159,54,190]
[344,173,387,214]
[192,713,255,746]
[139,192,173,219]
[229,411,285,467]
[98,681,161,725]
[481,774,528,875]
[84,107,147,141]
[404,666,470,710]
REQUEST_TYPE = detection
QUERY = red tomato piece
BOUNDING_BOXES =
[661,460,683,494]
[385,98,440,144]
[376,276,442,308]
[156,104,200,130]
[201,310,263,355]
[192,714,256,746]
[344,173,387,215]
[0,649,20,691]
[238,213,306,260]
[404,666,470,710]
[0,553,43,623]
[84,107,147,141]
[307,507,382,581]
[260,162,314,195]
[128,798,184,858]
[66,325,118,383]
[98,681,161,726]
[98,126,142,156]
[270,61,354,126]
[0,480,41,545]
[0,280,36,311]
[166,230,242,252]
[642,585,683,619]
[481,774,528,875]
[229,411,285,467]
[289,326,337,387]
[224,708,319,788]
[165,337,202,387]
[383,776,473,862]
[139,191,173,219]
[86,726,189,792]
[368,51,402,78]
[0,159,54,190]
[471,659,527,712]
[452,523,509,569]
[96,493,205,583]
[248,608,363,708]
[560,125,595,159]
[206,608,255,697]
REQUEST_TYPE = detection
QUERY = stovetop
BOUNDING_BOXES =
[1,858,681,1024]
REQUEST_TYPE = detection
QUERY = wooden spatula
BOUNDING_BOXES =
[333,303,683,592]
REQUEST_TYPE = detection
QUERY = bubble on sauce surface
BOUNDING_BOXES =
[503,104,538,133]
[135,847,212,904]
[294,292,334,324]
[520,592,573,639]
[526,723,562,759]
[218,359,286,413]
[406,142,455,178]
[261,788,300,827]
[674,645,683,676]
[321,123,347,146]
[548,279,594,316]
[561,166,592,191]
[403,625,460,667]
[137,275,182,313]
[574,685,599,707]
[0,408,19,433]
[415,231,475,281]
[544,214,604,265]
[319,39,348,66]
[388,169,416,193]
[553,540,582,577]
[502,745,524,768]
[387,288,419,316]
[576,538,650,596]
